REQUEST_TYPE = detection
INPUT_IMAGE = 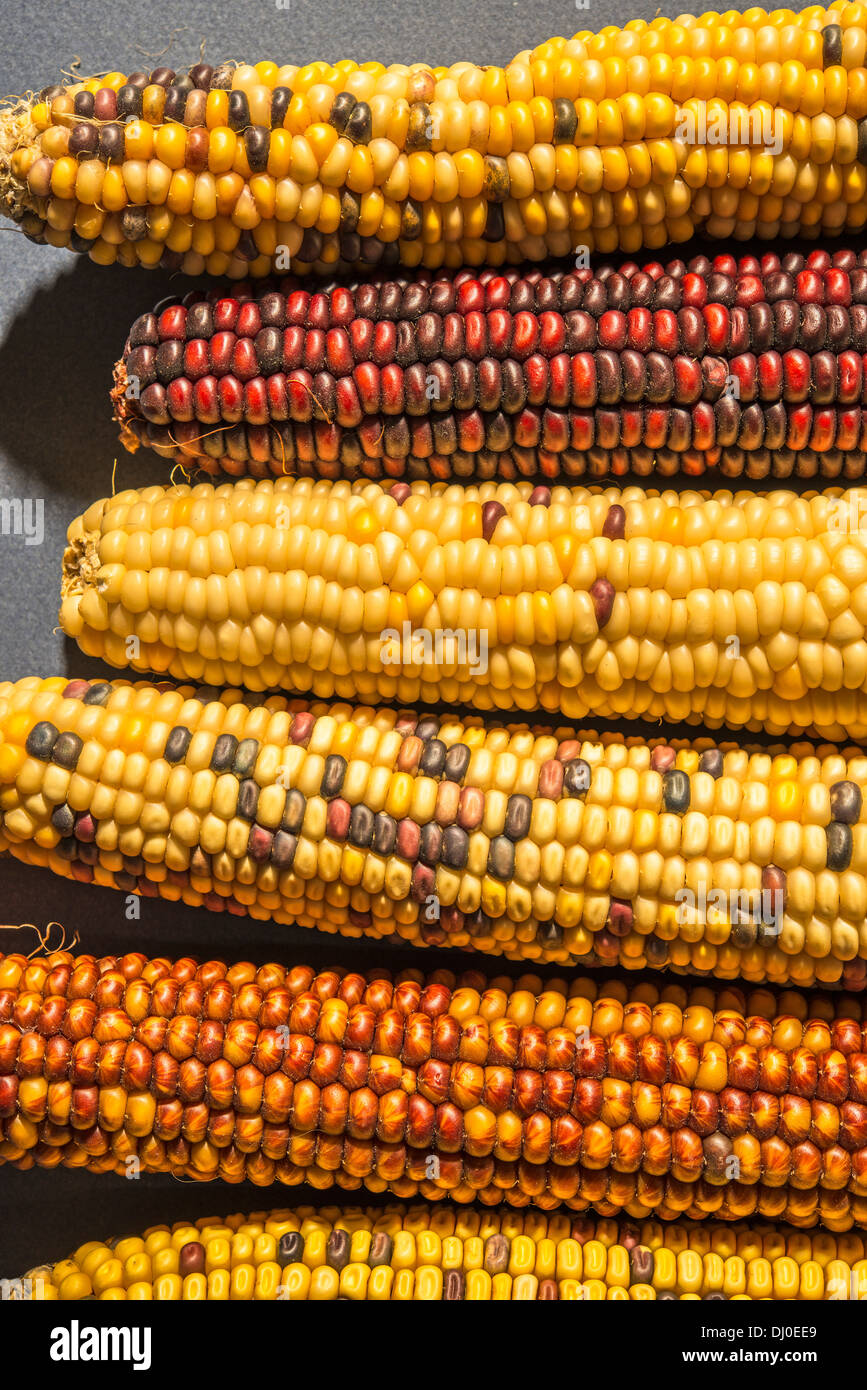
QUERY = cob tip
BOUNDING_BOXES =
[0,99,36,225]
[111,358,142,454]
[59,514,105,639]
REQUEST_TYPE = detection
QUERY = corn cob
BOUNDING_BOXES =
[2,679,867,988]
[14,1202,867,1300]
[4,949,867,1226]
[60,478,867,738]
[5,5,867,278]
[115,249,867,484]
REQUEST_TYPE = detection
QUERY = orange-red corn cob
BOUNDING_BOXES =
[3,949,867,1227]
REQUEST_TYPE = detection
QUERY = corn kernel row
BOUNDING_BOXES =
[14,1203,867,1300]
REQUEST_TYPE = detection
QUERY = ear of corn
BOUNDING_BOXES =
[60,478,867,738]
[0,676,867,989]
[115,249,867,485]
[3,949,867,1226]
[15,1202,867,1300]
[5,4,867,278]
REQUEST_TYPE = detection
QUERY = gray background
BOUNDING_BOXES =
[0,0,824,1274]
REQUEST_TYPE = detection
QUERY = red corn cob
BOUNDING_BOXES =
[114,247,867,483]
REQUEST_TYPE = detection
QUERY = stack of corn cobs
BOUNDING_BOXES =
[10,3,867,1302]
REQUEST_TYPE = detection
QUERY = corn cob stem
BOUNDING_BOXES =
[14,1202,867,1300]
[114,250,867,484]
[1,677,867,987]
[60,478,867,738]
[3,949,867,1225]
[5,4,867,277]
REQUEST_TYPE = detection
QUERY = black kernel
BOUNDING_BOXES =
[504,794,532,841]
[25,722,58,760]
[372,812,397,855]
[419,823,442,866]
[210,733,238,772]
[826,822,853,871]
[346,102,372,143]
[271,830,297,870]
[329,92,356,132]
[51,804,75,835]
[443,744,471,782]
[552,97,577,143]
[164,726,192,764]
[369,1232,393,1266]
[116,84,143,118]
[52,732,83,769]
[830,780,862,825]
[563,759,591,796]
[237,779,260,820]
[823,23,843,66]
[270,86,292,128]
[536,920,563,948]
[321,754,347,798]
[349,804,375,848]
[82,682,112,706]
[487,835,515,880]
[232,738,259,776]
[325,1229,350,1270]
[281,789,306,834]
[278,1232,304,1264]
[228,90,250,130]
[698,749,723,779]
[244,125,270,172]
[662,769,691,814]
[441,825,469,869]
[419,739,447,777]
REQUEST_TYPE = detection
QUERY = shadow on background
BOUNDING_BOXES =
[0,254,186,494]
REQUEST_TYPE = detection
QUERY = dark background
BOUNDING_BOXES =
[0,0,858,1277]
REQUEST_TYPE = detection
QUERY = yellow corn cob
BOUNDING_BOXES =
[3,948,867,1223]
[61,479,867,739]
[2,676,867,988]
[13,1204,867,1300]
[3,4,867,278]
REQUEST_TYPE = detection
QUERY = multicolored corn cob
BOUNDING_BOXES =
[61,478,867,738]
[115,250,867,484]
[14,1202,867,1300]
[3,678,867,987]
[4,950,867,1225]
[5,5,867,277]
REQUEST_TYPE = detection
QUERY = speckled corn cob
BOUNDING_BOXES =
[3,677,867,988]
[60,479,867,738]
[115,249,867,484]
[5,5,867,278]
[4,950,867,1225]
[14,1203,867,1300]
